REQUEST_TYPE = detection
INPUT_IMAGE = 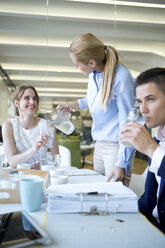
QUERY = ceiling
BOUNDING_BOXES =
[0,0,165,112]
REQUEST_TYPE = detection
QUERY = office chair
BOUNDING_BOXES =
[59,145,71,167]
[129,168,148,198]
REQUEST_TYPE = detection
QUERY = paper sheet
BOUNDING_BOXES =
[47,182,137,197]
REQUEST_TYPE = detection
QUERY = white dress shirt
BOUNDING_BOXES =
[149,126,165,222]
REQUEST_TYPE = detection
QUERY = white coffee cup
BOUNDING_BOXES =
[17,163,31,175]
[49,168,65,177]
[51,175,68,185]
[2,178,20,189]
[41,165,50,171]
[17,163,31,169]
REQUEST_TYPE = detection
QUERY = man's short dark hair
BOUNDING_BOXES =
[135,67,165,95]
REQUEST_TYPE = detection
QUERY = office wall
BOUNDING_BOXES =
[0,80,14,125]
[0,80,9,125]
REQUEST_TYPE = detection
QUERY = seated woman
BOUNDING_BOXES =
[2,84,59,169]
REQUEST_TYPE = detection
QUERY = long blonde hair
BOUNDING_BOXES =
[70,33,119,109]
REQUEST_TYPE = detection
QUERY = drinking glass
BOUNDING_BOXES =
[39,121,54,147]
[54,154,61,167]
[46,126,55,149]
[39,147,47,166]
[46,152,53,165]
[46,153,61,169]
[121,107,145,148]
[47,109,75,135]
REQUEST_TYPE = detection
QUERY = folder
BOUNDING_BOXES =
[46,182,138,214]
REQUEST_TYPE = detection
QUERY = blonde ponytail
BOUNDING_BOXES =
[101,46,119,109]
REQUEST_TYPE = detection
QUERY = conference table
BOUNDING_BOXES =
[0,172,165,248]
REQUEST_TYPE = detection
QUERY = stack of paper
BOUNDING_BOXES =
[67,168,99,176]
[46,182,138,214]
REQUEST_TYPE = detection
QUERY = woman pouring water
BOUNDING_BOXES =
[58,33,135,186]
[2,84,59,169]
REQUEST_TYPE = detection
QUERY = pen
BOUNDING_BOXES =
[87,191,98,195]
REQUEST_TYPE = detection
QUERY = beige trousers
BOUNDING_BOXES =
[93,141,134,187]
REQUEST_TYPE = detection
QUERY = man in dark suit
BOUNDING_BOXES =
[120,67,165,233]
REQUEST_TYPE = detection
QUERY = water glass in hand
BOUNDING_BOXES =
[46,126,55,149]
[39,147,47,165]
[121,107,145,148]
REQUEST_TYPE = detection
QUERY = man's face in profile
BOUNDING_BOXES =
[136,82,165,129]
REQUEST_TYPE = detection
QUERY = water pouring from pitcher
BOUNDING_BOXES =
[47,109,75,135]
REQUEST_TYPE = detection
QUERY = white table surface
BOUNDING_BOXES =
[0,173,165,248]
[39,210,165,248]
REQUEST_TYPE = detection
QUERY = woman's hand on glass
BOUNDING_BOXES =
[33,134,48,152]
[46,126,55,149]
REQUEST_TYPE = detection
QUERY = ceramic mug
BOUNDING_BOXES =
[17,163,31,175]
[49,168,65,177]
[17,163,31,169]
[51,175,68,185]
[20,178,44,212]
[41,165,50,171]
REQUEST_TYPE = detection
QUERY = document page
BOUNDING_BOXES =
[47,182,137,197]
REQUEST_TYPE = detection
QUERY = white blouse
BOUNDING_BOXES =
[10,117,49,164]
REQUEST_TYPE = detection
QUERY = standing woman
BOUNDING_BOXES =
[2,85,59,169]
[58,33,135,186]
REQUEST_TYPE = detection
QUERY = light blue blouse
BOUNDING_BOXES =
[78,64,135,172]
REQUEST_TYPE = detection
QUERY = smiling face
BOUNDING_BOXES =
[70,53,95,76]
[15,88,38,116]
[136,82,165,129]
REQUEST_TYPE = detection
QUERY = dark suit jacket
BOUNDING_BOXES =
[138,138,165,234]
